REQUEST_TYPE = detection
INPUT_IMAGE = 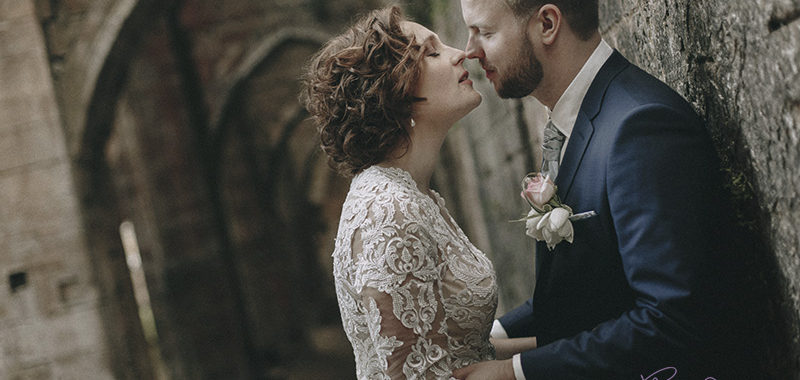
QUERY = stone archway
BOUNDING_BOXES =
[73,4,361,377]
[66,1,183,379]
[209,27,329,142]
[72,0,258,378]
[212,28,356,377]
[64,1,400,377]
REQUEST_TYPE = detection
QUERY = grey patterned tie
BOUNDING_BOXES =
[541,119,566,180]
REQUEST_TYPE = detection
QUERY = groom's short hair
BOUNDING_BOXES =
[505,0,598,41]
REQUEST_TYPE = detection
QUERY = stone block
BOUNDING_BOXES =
[598,0,629,32]
[33,0,51,20]
[7,364,54,380]
[0,267,39,329]
[0,16,42,59]
[0,52,53,99]
[0,0,34,22]
[2,305,108,371]
[0,119,66,172]
[0,161,83,245]
[0,228,86,274]
[2,256,98,326]
[51,350,114,380]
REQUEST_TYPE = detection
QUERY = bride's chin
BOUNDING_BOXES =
[468,92,482,110]
[444,95,482,123]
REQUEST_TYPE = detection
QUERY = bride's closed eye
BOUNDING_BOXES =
[420,35,441,58]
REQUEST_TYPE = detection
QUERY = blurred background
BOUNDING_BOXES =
[1,0,799,378]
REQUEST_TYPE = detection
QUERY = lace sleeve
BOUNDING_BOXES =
[352,202,454,379]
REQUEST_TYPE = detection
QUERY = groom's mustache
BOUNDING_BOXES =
[475,60,496,74]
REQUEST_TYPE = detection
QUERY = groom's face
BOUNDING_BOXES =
[461,0,543,98]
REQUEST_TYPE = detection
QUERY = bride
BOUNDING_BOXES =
[301,6,498,379]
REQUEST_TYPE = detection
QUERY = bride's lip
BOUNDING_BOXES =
[458,71,469,83]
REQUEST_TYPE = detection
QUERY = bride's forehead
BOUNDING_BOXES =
[400,21,435,40]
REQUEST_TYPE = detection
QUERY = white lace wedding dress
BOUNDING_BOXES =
[332,165,498,379]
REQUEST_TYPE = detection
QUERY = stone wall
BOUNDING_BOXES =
[0,0,144,378]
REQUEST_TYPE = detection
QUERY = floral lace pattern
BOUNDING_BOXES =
[333,166,498,379]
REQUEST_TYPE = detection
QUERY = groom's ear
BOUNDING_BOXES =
[532,4,562,46]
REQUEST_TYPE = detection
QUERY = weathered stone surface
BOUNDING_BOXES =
[0,1,117,379]
[0,21,66,171]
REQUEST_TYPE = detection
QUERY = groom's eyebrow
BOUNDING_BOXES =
[465,14,489,30]
[467,23,488,33]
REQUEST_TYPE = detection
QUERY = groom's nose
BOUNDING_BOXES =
[464,36,483,60]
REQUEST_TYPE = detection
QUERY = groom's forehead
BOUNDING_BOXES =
[462,0,514,25]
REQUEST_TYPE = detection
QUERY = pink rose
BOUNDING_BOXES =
[521,173,556,210]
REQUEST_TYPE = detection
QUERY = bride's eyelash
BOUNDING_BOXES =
[421,39,438,57]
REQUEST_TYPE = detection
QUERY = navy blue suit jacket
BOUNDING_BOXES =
[499,51,742,379]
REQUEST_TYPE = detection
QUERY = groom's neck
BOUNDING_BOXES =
[532,33,601,109]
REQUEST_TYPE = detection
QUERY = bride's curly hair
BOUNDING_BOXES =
[300,6,425,176]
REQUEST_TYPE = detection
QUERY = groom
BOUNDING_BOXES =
[454,1,745,379]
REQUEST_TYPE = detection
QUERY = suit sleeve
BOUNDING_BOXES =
[519,104,729,379]
[497,299,536,338]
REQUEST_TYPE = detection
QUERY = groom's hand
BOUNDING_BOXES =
[452,359,515,380]
[491,336,537,360]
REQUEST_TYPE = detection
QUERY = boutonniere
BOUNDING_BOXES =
[516,172,596,250]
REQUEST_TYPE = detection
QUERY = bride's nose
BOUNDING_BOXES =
[450,49,466,66]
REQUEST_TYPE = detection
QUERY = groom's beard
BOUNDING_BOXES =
[497,38,542,99]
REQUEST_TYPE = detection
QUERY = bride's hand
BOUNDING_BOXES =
[490,337,538,360]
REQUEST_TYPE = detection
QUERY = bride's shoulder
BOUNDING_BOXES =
[343,166,418,216]
[349,166,415,198]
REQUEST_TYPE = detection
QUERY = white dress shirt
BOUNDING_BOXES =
[492,39,614,380]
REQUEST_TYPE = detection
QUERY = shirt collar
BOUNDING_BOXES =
[545,39,613,138]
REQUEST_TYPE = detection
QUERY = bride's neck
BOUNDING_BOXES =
[381,122,448,193]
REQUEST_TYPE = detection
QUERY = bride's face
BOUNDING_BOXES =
[402,21,482,126]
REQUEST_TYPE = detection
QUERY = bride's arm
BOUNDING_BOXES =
[353,215,450,379]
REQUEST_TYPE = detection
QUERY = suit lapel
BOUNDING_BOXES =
[555,112,593,200]
[555,50,630,200]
